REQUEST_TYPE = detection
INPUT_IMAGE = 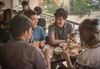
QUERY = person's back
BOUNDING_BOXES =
[0,8,14,43]
[0,39,46,69]
[61,18,100,69]
[0,15,47,69]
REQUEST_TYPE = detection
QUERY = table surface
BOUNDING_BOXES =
[45,44,79,64]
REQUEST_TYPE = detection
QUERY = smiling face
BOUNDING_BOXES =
[55,16,66,28]
[30,14,38,28]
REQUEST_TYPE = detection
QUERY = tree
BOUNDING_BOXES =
[42,0,58,14]
[70,0,92,17]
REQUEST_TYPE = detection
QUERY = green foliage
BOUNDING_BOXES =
[42,0,100,17]
[70,0,92,17]
[42,0,58,14]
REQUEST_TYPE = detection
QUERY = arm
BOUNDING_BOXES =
[49,33,66,46]
[44,48,52,69]
[61,51,73,69]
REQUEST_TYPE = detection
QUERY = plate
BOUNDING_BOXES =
[68,49,78,56]
[67,43,80,56]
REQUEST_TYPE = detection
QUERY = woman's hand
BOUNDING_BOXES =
[61,50,73,68]
[44,48,53,69]
[61,50,70,60]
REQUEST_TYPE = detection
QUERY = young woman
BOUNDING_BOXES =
[62,18,100,69]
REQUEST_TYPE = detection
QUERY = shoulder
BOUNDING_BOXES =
[76,48,99,65]
[49,23,55,29]
[26,43,40,52]
[64,22,72,26]
[36,26,43,31]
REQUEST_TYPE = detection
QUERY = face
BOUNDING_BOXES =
[23,5,28,10]
[25,27,32,42]
[30,15,38,28]
[55,17,66,28]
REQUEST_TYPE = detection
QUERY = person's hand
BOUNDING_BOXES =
[44,48,52,69]
[66,39,73,44]
[70,36,76,43]
[61,50,70,60]
[39,41,45,48]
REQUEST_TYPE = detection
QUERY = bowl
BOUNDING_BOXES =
[54,47,63,55]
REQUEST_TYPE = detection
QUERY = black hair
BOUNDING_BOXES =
[3,8,13,21]
[13,10,18,15]
[22,1,28,6]
[10,15,32,38]
[54,8,68,19]
[34,6,42,15]
[24,9,37,18]
[0,1,3,6]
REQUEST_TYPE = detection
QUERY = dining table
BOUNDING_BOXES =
[50,50,78,64]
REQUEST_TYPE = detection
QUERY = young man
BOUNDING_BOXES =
[0,15,51,69]
[18,1,29,14]
[34,6,46,30]
[24,10,45,48]
[48,8,73,46]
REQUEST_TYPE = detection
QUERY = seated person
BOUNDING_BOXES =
[34,6,46,34]
[48,8,73,46]
[0,8,14,43]
[0,15,52,69]
[24,10,45,48]
[62,18,100,69]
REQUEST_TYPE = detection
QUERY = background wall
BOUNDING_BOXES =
[0,0,38,11]
[0,0,12,9]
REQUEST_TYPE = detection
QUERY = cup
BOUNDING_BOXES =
[33,41,40,48]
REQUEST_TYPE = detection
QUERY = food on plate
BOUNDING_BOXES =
[69,44,81,50]
[60,43,68,46]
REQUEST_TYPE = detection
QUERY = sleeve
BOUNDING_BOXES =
[31,47,47,69]
[48,25,55,34]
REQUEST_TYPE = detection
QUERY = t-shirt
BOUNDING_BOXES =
[48,22,72,40]
[29,26,45,43]
[72,46,100,69]
[0,39,47,69]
